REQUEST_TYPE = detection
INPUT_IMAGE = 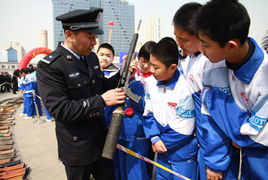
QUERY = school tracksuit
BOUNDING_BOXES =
[21,74,42,117]
[104,69,152,180]
[202,38,268,180]
[182,53,239,179]
[118,77,151,180]
[143,70,198,180]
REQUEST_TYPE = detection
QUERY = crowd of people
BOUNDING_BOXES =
[0,72,13,93]
[4,65,54,122]
[32,0,268,180]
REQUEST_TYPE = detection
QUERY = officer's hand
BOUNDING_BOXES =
[102,88,126,106]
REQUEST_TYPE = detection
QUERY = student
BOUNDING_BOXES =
[97,43,122,130]
[173,3,240,180]
[18,69,28,117]
[97,43,119,78]
[195,0,268,179]
[21,68,42,118]
[143,37,198,180]
[135,41,155,83]
[28,65,43,117]
[117,41,156,180]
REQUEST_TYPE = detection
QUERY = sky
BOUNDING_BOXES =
[0,0,268,52]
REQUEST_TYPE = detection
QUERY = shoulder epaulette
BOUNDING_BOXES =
[41,51,61,64]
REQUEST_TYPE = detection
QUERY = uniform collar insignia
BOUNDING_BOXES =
[69,72,80,78]
[66,55,72,60]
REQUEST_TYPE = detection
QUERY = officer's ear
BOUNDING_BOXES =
[65,30,75,42]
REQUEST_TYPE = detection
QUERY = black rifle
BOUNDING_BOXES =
[102,20,142,159]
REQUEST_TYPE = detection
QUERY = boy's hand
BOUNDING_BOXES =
[129,60,138,72]
[152,140,167,153]
[206,168,223,180]
[121,55,138,72]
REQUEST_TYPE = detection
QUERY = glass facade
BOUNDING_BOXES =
[7,48,17,62]
[52,0,90,47]
[101,0,134,55]
[52,0,134,55]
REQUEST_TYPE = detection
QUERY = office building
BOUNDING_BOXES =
[52,0,135,56]
[40,30,48,48]
[140,15,162,44]
[52,0,90,47]
[101,0,134,55]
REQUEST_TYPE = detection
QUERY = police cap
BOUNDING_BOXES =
[56,8,104,35]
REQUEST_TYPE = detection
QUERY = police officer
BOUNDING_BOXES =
[36,8,125,180]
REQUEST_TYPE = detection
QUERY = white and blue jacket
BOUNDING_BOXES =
[143,70,198,162]
[119,77,147,141]
[103,63,119,79]
[199,61,235,172]
[21,74,38,97]
[182,52,234,172]
[203,38,268,149]
[18,77,24,91]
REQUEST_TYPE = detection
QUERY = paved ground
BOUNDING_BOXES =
[0,92,66,180]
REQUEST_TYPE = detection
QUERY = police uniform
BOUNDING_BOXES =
[36,8,119,180]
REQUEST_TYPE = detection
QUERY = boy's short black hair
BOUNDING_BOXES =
[97,43,115,56]
[138,41,156,60]
[194,0,250,47]
[13,69,20,77]
[151,37,178,68]
[173,2,202,35]
[20,68,29,74]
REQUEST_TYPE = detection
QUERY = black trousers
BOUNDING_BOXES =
[64,158,115,180]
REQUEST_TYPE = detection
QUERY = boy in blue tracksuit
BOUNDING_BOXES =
[20,68,42,118]
[195,0,268,179]
[105,41,155,180]
[18,69,27,117]
[118,78,150,180]
[143,37,198,180]
[29,65,52,122]
[118,41,156,180]
[173,3,239,180]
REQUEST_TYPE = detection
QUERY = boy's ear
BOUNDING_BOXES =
[226,39,239,52]
[170,64,178,72]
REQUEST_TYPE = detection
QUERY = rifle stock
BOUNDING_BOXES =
[102,20,142,159]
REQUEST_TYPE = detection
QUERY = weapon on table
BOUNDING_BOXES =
[102,20,142,159]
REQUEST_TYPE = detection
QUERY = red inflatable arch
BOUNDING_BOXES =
[18,47,52,69]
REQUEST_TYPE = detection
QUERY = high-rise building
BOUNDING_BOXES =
[91,0,101,8]
[0,42,26,63]
[52,0,90,47]
[0,42,26,73]
[52,0,135,56]
[101,0,134,55]
[140,15,162,44]
[40,30,48,48]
